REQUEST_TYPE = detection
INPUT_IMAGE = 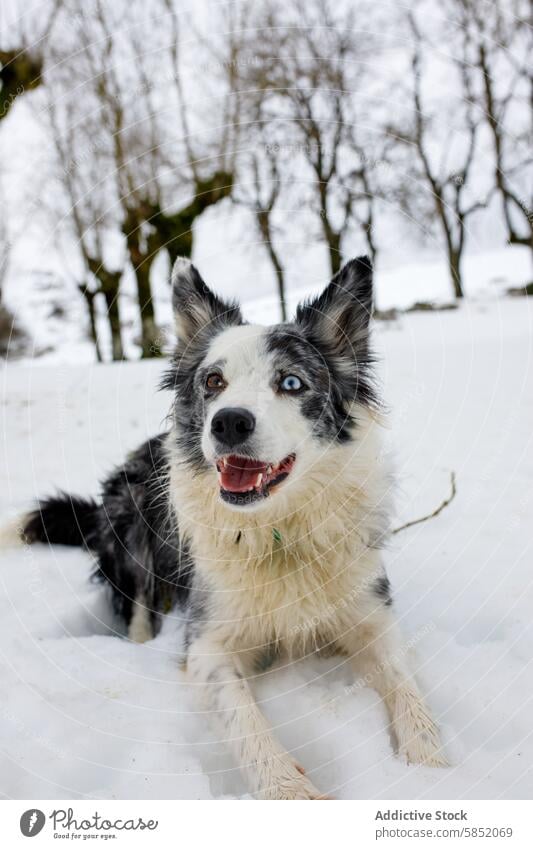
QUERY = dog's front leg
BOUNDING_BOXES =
[343,610,448,767]
[186,633,325,799]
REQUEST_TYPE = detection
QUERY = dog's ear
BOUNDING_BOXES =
[295,256,373,359]
[171,257,242,345]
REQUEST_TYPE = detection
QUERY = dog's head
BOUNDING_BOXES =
[163,256,377,513]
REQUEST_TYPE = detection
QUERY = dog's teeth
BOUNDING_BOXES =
[267,465,272,475]
[255,473,263,488]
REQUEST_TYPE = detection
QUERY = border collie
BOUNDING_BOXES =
[15,255,447,798]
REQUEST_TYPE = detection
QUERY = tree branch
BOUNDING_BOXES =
[392,471,457,535]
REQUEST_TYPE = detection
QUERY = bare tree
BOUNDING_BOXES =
[40,0,237,358]
[447,0,532,260]
[389,10,487,298]
[87,0,235,356]
[235,0,386,278]
[0,3,55,354]
[45,93,125,361]
[234,146,288,321]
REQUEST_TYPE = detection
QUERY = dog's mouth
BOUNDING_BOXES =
[215,453,296,505]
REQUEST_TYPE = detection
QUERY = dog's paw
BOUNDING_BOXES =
[260,772,332,800]
[394,691,449,768]
[399,729,449,768]
[274,782,332,800]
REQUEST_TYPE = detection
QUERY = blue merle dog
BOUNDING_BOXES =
[16,256,447,798]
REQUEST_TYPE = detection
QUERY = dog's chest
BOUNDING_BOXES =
[194,535,378,650]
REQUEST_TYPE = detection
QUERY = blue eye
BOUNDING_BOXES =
[280,374,303,392]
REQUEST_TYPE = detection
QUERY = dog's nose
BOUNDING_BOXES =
[211,407,256,447]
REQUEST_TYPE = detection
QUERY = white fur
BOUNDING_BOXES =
[128,593,153,643]
[0,516,24,549]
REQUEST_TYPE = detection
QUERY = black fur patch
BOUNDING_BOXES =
[94,434,192,629]
[265,257,378,442]
[25,435,193,631]
[293,256,377,415]
[264,325,356,442]
[23,493,99,547]
[373,575,393,606]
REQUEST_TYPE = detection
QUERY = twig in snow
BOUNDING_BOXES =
[392,471,457,535]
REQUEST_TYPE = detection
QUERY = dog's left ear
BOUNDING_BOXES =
[171,257,242,345]
[295,256,373,358]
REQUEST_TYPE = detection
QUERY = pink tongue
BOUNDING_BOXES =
[220,456,267,492]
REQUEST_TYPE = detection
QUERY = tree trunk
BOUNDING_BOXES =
[449,250,464,299]
[150,171,233,267]
[364,226,377,312]
[123,216,160,358]
[257,211,287,322]
[102,288,124,360]
[132,255,160,358]
[118,176,232,357]
[79,285,103,362]
[99,272,124,360]
[322,217,342,276]
[271,250,287,323]
[433,195,465,300]
[365,209,378,266]
[316,180,342,276]
[87,261,124,360]
[328,238,342,276]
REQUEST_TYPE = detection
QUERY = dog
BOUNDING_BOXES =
[15,255,447,798]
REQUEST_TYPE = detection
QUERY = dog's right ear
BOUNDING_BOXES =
[171,257,242,345]
[294,256,373,359]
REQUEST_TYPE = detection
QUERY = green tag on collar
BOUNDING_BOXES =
[272,528,283,544]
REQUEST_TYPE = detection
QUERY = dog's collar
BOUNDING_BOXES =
[235,528,283,545]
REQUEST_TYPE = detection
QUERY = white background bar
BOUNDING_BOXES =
[2,799,532,847]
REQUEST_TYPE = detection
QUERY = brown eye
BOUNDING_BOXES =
[206,373,225,391]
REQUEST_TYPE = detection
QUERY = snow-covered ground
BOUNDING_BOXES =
[0,295,532,800]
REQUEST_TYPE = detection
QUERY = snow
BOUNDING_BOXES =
[1,294,532,800]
